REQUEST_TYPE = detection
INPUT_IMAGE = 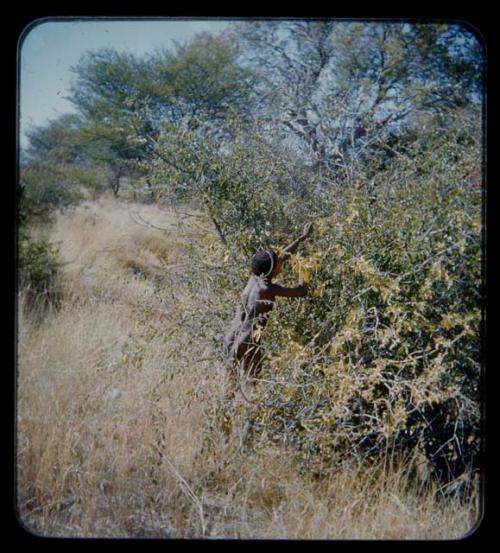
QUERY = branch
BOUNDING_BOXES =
[127,206,172,232]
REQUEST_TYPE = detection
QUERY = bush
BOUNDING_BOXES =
[19,162,94,221]
[252,176,480,479]
[19,163,81,218]
[18,229,64,315]
[148,107,482,485]
[246,111,482,483]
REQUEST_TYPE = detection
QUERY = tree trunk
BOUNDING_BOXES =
[111,167,122,197]
[206,202,228,246]
[145,178,156,202]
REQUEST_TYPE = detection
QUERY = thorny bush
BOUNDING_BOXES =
[150,107,483,487]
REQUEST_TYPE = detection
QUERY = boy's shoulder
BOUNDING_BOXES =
[251,276,275,296]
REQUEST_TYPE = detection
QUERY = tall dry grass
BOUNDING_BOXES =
[17,195,480,539]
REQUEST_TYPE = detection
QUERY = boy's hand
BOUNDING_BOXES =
[301,222,313,239]
[282,222,314,257]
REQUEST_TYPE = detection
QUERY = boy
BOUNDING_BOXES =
[223,222,313,380]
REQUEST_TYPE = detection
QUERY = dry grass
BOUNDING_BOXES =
[17,195,481,539]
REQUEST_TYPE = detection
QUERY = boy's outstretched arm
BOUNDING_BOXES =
[270,282,308,298]
[281,222,313,257]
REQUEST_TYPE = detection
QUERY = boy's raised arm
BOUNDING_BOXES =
[270,282,308,298]
[281,222,313,257]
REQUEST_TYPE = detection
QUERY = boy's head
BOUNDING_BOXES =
[251,250,281,279]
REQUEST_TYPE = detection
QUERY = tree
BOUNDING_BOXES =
[24,113,86,165]
[148,32,255,124]
[21,114,105,218]
[66,33,256,196]
[232,21,483,177]
[68,48,155,194]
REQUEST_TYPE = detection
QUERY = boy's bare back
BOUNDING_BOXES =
[223,223,313,379]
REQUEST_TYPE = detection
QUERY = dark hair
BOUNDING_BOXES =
[251,250,277,276]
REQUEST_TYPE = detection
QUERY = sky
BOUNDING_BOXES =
[19,18,231,147]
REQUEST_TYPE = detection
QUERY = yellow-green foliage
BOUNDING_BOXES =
[192,108,483,482]
[252,176,480,476]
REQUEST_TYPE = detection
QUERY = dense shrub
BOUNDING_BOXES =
[248,110,482,483]
[19,162,109,221]
[18,229,64,314]
[252,173,480,480]
[150,107,483,484]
